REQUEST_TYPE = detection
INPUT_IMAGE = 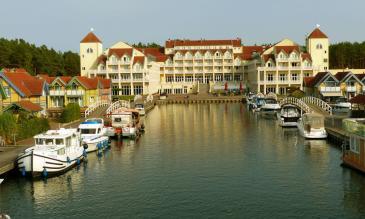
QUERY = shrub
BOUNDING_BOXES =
[60,103,81,123]
[0,113,17,143]
[16,117,50,140]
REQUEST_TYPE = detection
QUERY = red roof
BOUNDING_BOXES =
[108,48,133,58]
[14,100,43,112]
[303,76,315,87]
[136,47,168,62]
[350,94,365,104]
[74,76,110,89]
[308,28,328,39]
[335,71,352,81]
[133,56,144,65]
[98,78,111,89]
[97,55,107,64]
[165,39,241,48]
[37,74,55,84]
[275,46,300,54]
[3,70,45,97]
[303,72,330,87]
[356,74,365,81]
[80,32,102,43]
[301,53,312,61]
[262,54,276,62]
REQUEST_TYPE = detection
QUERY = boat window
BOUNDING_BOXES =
[265,99,277,104]
[81,129,96,134]
[35,138,43,145]
[45,139,54,145]
[114,115,130,124]
[350,136,360,154]
[56,139,64,145]
[114,117,122,122]
[66,137,71,147]
[57,148,65,155]
[98,128,101,133]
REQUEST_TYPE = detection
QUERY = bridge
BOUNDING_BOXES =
[279,96,332,115]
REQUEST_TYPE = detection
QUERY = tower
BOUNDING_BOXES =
[80,29,103,76]
[306,25,329,72]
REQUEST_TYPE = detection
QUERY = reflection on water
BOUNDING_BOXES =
[1,104,365,218]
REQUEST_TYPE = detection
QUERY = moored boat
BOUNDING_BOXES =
[297,113,327,139]
[277,104,301,127]
[78,118,110,153]
[260,98,281,115]
[16,128,84,178]
[332,97,351,113]
[134,103,146,116]
[111,109,144,138]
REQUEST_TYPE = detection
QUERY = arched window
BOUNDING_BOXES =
[316,44,323,49]
[267,62,272,67]
[87,48,93,53]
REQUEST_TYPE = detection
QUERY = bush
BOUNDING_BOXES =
[0,113,17,143]
[60,103,81,123]
[16,117,50,140]
[119,95,134,101]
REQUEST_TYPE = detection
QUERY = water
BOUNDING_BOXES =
[1,104,365,218]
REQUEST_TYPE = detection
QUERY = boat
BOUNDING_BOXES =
[260,98,281,115]
[246,92,255,104]
[0,178,4,184]
[111,109,144,138]
[78,118,110,153]
[134,103,146,116]
[297,113,327,139]
[332,97,351,113]
[277,104,301,127]
[16,128,84,178]
[249,93,266,112]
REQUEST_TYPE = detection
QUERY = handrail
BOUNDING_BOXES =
[84,100,111,118]
[301,96,332,115]
[279,97,313,113]
[105,100,131,117]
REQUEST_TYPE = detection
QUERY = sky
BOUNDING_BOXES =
[1,0,364,53]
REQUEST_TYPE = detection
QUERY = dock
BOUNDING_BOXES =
[156,95,244,105]
[0,146,29,175]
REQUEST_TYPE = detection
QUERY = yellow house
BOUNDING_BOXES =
[334,71,364,99]
[0,68,47,115]
[46,76,72,108]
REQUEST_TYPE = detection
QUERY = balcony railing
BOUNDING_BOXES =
[49,90,65,96]
[66,90,84,96]
[320,87,341,92]
[346,86,356,92]
[111,78,120,83]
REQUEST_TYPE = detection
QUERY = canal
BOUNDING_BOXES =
[1,104,365,218]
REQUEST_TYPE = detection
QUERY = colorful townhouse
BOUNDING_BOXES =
[0,68,47,116]
[334,71,364,99]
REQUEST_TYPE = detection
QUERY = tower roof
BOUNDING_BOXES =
[80,32,102,43]
[308,28,328,39]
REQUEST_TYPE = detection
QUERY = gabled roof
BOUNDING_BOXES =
[98,78,111,89]
[308,28,328,39]
[1,69,46,97]
[303,76,315,87]
[304,72,338,87]
[136,47,168,62]
[51,76,72,86]
[262,54,276,62]
[275,46,300,55]
[4,100,43,112]
[335,71,352,81]
[108,48,133,58]
[37,74,55,84]
[301,53,312,61]
[239,46,265,60]
[69,76,110,90]
[165,39,241,48]
[356,74,365,81]
[133,56,144,65]
[80,32,102,43]
[97,55,107,64]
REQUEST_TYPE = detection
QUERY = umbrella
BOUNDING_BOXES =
[224,82,228,91]
[239,82,243,91]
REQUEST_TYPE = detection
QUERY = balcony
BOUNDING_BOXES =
[111,78,120,83]
[184,62,193,67]
[320,86,341,97]
[120,61,130,65]
[66,90,84,96]
[194,56,203,60]
[108,61,119,65]
[346,86,356,92]
[194,62,203,67]
[49,90,65,96]
[165,70,174,74]
[132,78,144,82]
[120,78,131,82]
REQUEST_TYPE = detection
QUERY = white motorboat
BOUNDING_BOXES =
[333,97,351,113]
[250,96,266,112]
[134,103,146,116]
[260,98,281,114]
[277,104,301,127]
[78,118,110,153]
[297,113,327,139]
[16,128,84,178]
[111,109,144,138]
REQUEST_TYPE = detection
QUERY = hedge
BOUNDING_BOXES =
[60,103,81,123]
[0,113,17,143]
[16,117,50,140]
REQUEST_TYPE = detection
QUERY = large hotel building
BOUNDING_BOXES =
[80,27,329,96]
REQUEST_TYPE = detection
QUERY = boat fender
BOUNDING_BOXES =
[42,168,48,178]
[108,139,111,145]
[103,141,107,147]
[67,156,71,163]
[83,149,87,157]
[21,167,26,177]
[76,158,80,165]
[97,143,102,150]
[83,143,88,150]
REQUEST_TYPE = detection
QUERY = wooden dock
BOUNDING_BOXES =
[0,146,29,175]
[156,97,244,105]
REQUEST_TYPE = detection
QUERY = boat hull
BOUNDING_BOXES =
[82,136,109,153]
[297,123,327,139]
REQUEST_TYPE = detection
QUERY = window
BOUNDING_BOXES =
[267,62,272,67]
[350,136,360,154]
[279,87,286,95]
[56,139,64,145]
[4,87,10,97]
[87,48,93,53]
[279,74,286,81]
[112,85,119,96]
[166,76,174,82]
[234,74,242,81]
[57,148,65,155]
[185,76,193,82]
[90,96,95,103]
[174,88,183,94]
[82,67,86,70]
[323,59,328,63]
[176,76,184,82]
[134,85,143,95]
[291,73,298,81]
[267,74,274,81]
[121,85,131,95]
[316,44,323,49]
[266,87,276,94]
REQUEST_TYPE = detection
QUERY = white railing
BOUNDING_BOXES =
[301,96,332,115]
[66,90,84,96]
[49,90,65,96]
[320,87,340,92]
[279,97,313,113]
[105,100,131,117]
[346,86,356,92]
[84,100,111,118]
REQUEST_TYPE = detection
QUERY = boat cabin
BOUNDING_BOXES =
[34,129,79,155]
[111,110,140,128]
[342,119,365,172]
[302,114,325,131]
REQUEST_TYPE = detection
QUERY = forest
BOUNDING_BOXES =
[0,38,80,76]
[329,41,365,69]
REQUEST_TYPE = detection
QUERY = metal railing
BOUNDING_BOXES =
[105,100,131,117]
[301,96,332,115]
[84,100,111,118]
[279,97,313,113]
